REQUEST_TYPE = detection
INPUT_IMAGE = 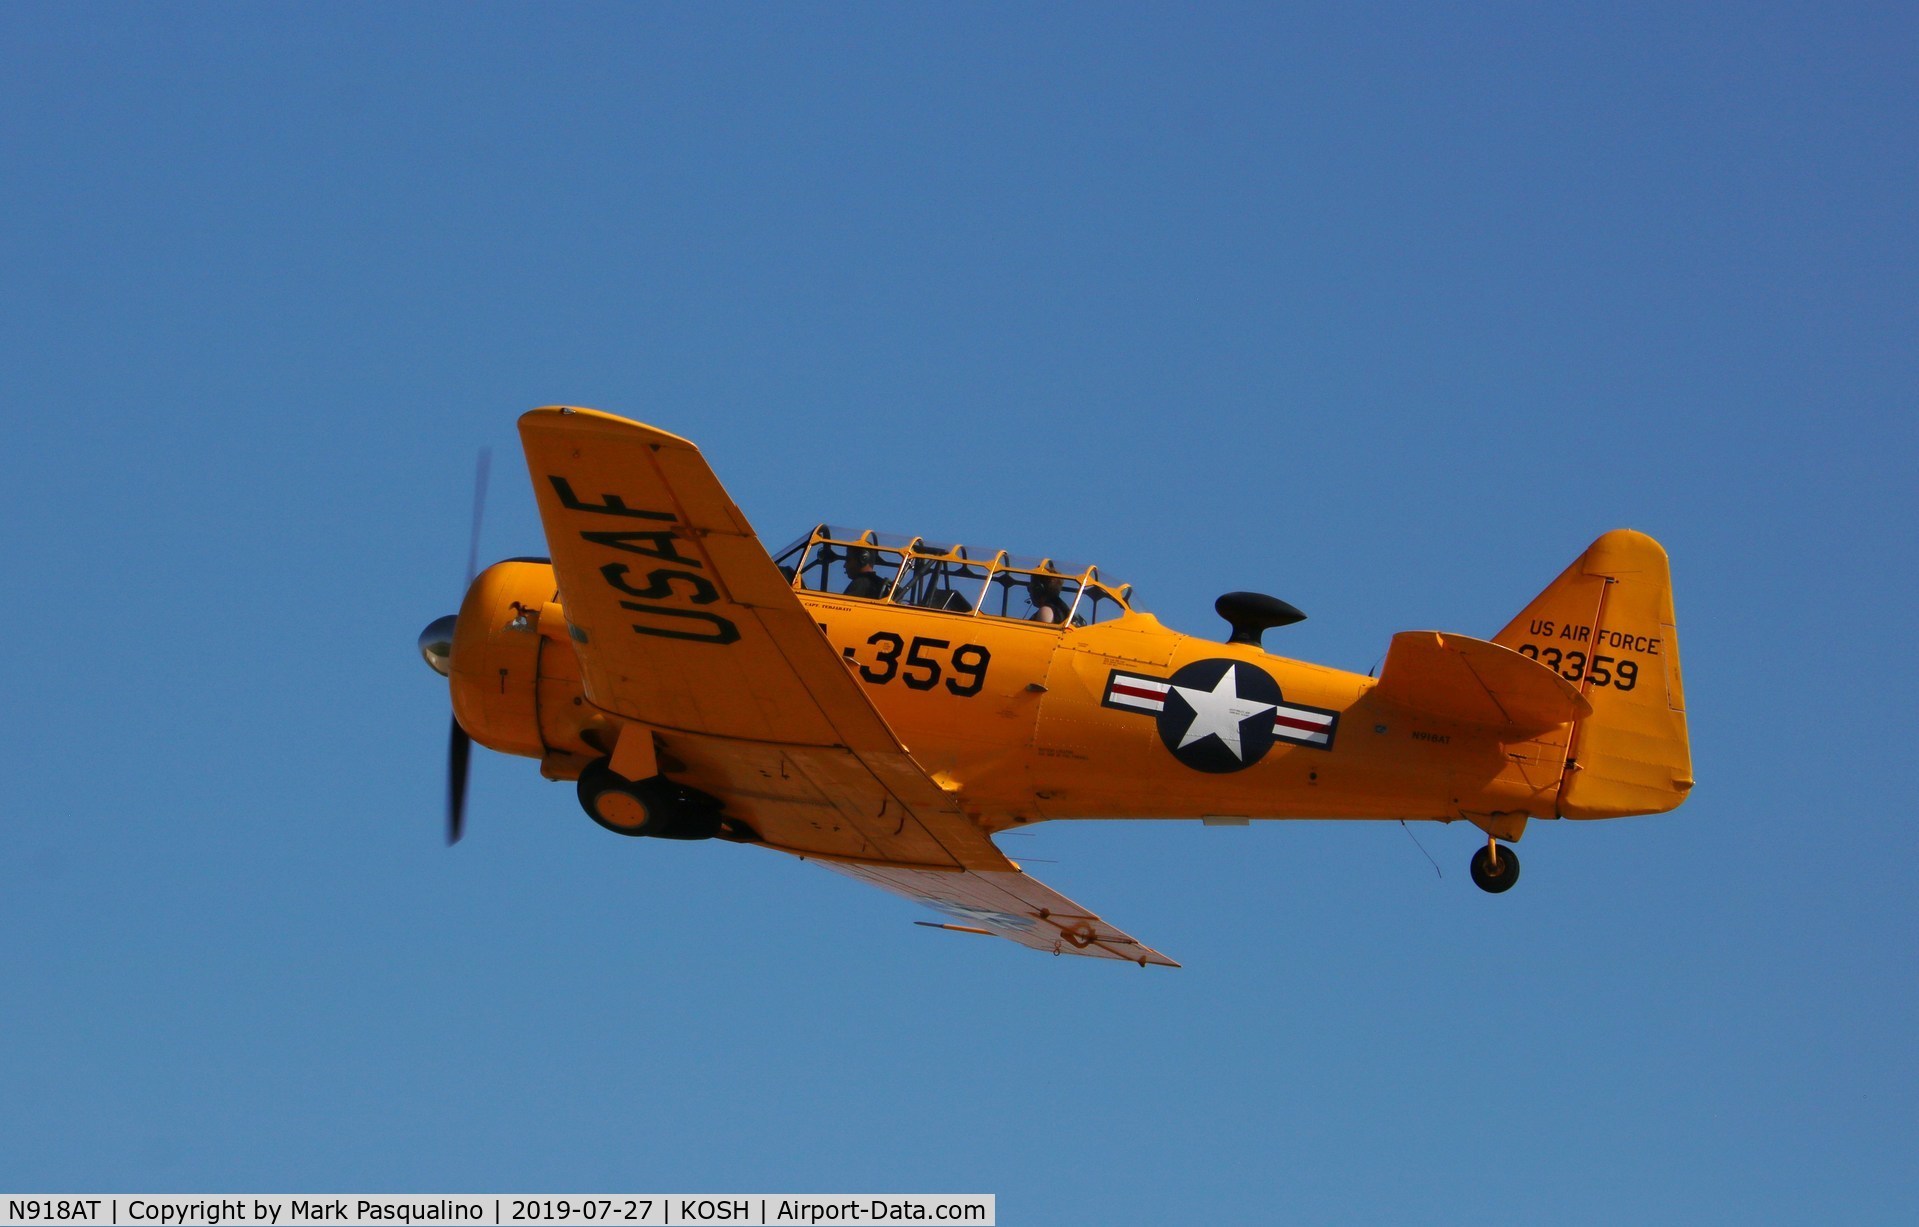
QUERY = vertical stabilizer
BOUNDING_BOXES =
[1493,531,1693,818]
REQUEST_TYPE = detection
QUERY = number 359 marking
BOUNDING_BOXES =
[847,633,992,696]
[1517,643,1639,691]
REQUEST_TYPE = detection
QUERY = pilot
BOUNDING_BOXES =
[1027,574,1069,624]
[843,547,888,600]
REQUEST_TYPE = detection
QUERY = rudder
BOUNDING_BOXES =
[1493,530,1693,818]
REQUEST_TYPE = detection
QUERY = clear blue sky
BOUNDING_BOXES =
[3,4,1913,1221]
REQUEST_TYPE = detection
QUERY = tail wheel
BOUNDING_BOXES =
[577,760,723,841]
[1469,841,1521,893]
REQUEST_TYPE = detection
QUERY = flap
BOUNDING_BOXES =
[1372,630,1592,739]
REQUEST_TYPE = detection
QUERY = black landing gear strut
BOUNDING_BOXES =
[1469,838,1521,894]
[576,759,727,841]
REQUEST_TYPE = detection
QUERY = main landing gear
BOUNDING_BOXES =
[1469,839,1520,894]
[577,759,726,841]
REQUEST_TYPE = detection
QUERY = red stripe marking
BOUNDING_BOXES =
[1273,712,1331,735]
[1111,682,1167,701]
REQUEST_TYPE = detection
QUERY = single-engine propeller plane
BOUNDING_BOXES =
[418,407,1693,966]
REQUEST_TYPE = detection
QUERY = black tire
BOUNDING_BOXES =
[577,760,723,840]
[577,760,657,837]
[1469,843,1521,893]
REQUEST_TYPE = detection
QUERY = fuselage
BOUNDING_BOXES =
[449,558,1555,843]
[803,591,1552,837]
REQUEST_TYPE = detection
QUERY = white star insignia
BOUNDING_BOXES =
[1170,664,1276,762]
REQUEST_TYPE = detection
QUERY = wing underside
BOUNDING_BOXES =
[819,860,1180,967]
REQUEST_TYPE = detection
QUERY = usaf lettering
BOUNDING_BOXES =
[548,475,741,645]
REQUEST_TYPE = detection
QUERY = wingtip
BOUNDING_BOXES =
[519,405,699,449]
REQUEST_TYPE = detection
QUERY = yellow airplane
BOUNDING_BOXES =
[418,406,1693,967]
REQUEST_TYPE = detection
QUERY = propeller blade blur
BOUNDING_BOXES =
[465,448,491,586]
[442,446,489,846]
[447,718,471,845]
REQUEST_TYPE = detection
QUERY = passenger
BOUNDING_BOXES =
[843,547,888,600]
[1027,574,1069,624]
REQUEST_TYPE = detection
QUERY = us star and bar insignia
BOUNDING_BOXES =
[1103,659,1338,772]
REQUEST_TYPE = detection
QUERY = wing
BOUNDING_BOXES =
[519,406,1176,966]
[820,860,1180,967]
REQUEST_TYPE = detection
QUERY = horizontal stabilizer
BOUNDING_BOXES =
[1373,631,1591,739]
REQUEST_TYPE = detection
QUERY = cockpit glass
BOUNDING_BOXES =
[893,544,990,613]
[775,525,1136,622]
[979,567,1075,623]
[1076,582,1129,625]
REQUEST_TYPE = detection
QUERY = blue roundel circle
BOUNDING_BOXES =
[1154,658,1285,774]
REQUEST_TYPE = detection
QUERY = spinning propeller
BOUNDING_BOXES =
[417,448,490,845]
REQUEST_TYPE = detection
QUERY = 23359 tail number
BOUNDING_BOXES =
[1517,644,1638,691]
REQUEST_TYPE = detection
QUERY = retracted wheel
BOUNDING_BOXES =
[577,760,654,836]
[577,760,724,841]
[1469,841,1521,893]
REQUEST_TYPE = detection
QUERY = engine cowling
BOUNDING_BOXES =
[448,560,563,761]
